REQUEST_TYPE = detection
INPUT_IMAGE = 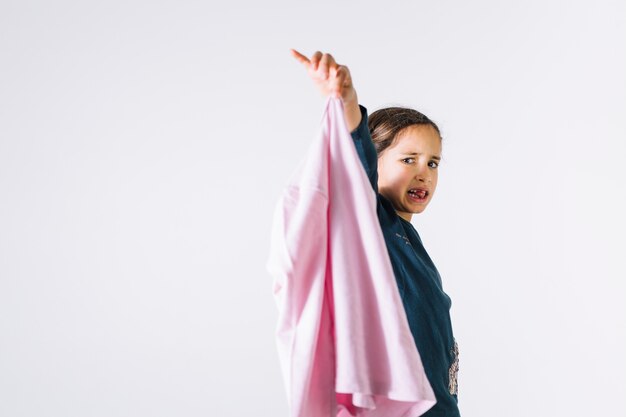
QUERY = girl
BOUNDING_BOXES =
[291,49,461,417]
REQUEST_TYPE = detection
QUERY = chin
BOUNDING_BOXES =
[412,202,430,214]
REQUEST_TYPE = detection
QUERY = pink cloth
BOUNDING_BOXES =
[267,97,436,417]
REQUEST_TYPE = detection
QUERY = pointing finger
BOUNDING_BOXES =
[290,49,310,67]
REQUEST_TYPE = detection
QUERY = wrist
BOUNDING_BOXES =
[343,93,362,132]
[342,89,358,107]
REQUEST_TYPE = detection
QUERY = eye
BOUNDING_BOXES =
[429,161,439,168]
[401,158,416,164]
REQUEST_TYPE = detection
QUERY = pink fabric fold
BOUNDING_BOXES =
[268,97,436,417]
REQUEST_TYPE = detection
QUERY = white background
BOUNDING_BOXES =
[1,0,625,416]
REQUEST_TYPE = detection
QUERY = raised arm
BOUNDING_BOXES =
[291,49,378,191]
[290,49,362,132]
[349,104,378,191]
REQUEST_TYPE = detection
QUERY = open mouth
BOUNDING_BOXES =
[407,188,429,203]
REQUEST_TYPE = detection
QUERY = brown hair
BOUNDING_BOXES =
[368,107,442,156]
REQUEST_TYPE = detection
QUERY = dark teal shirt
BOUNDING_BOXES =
[350,104,461,417]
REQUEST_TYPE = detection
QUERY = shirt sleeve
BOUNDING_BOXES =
[350,104,379,192]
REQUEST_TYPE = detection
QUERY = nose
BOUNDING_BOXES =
[414,162,431,183]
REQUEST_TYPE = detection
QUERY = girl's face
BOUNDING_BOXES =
[377,124,442,222]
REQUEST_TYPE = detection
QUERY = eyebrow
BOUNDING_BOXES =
[401,152,441,161]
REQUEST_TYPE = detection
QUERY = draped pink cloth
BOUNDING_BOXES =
[267,97,436,417]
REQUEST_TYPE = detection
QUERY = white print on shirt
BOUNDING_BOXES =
[395,233,411,245]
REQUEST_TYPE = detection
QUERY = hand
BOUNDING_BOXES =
[290,49,358,105]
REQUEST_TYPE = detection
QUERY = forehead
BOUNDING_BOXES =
[388,124,442,154]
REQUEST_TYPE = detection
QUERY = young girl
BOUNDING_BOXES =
[291,49,461,417]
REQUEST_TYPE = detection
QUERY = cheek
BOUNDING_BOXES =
[377,160,394,184]
[382,168,405,186]
[377,162,404,191]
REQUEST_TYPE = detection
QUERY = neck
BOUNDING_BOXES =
[397,211,413,222]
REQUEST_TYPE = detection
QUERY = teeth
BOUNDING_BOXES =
[409,190,427,199]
